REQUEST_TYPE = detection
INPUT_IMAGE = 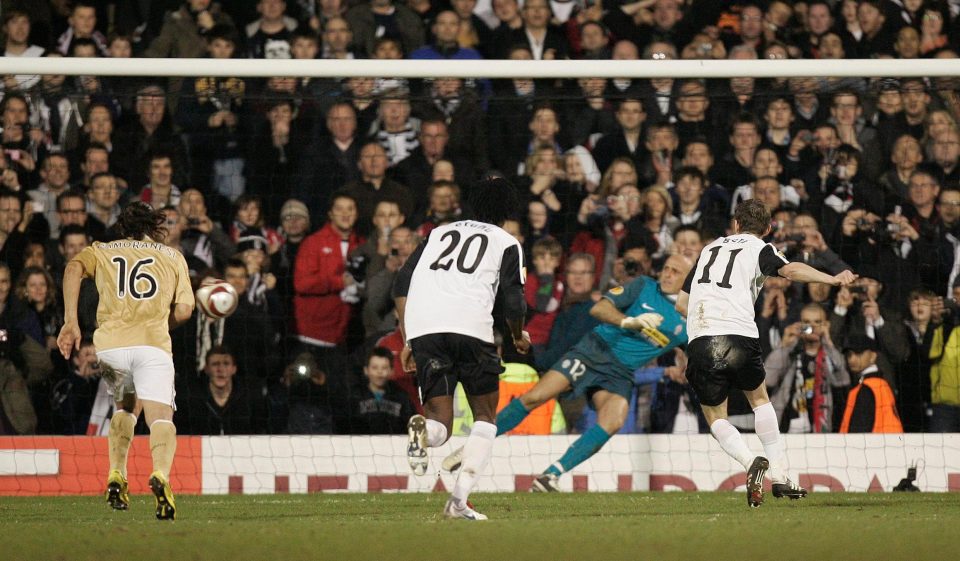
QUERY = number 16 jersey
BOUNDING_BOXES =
[683,233,789,342]
[72,239,194,354]
[402,220,525,344]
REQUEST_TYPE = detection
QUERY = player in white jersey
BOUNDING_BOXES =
[393,177,530,520]
[676,199,856,508]
[57,202,194,520]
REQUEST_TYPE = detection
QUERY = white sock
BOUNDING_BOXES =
[710,418,755,470]
[753,402,786,482]
[426,419,448,447]
[451,421,496,504]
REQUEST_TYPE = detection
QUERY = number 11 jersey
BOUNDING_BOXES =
[72,239,194,354]
[402,220,525,344]
[684,233,789,342]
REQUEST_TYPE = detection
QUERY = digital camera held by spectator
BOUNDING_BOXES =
[346,254,369,284]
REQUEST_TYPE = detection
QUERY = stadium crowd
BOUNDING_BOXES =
[2,0,960,437]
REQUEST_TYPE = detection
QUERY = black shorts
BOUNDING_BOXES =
[409,333,503,403]
[685,335,766,407]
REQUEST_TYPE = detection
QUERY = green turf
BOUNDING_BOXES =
[1,492,957,561]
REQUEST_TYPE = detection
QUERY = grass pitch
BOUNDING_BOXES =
[1,492,957,561]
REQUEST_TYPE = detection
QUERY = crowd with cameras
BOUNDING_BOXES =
[2,0,960,437]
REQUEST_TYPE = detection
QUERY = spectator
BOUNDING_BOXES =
[113,83,189,190]
[839,335,904,433]
[246,0,298,59]
[85,173,121,233]
[391,117,457,213]
[283,351,339,434]
[410,10,482,61]
[320,17,355,60]
[340,76,379,142]
[929,127,960,186]
[293,191,363,353]
[369,88,420,167]
[674,80,718,154]
[2,10,45,93]
[178,188,236,270]
[489,0,524,58]
[350,198,406,284]
[564,78,616,149]
[504,0,568,60]
[28,154,71,239]
[830,272,910,386]
[639,121,680,187]
[342,142,414,234]
[416,79,488,181]
[51,189,103,248]
[878,134,924,205]
[899,289,937,432]
[0,312,54,435]
[575,20,611,60]
[449,0,491,53]
[829,90,882,181]
[671,166,727,234]
[855,0,895,57]
[176,25,246,197]
[598,39,645,100]
[145,0,234,59]
[15,266,61,354]
[272,199,311,343]
[56,1,107,56]
[139,153,182,210]
[297,102,360,218]
[784,213,852,275]
[220,259,281,383]
[713,113,762,193]
[359,225,418,335]
[49,338,104,435]
[517,144,566,225]
[180,345,267,435]
[414,180,462,238]
[928,284,960,432]
[247,99,310,222]
[524,237,564,356]
[765,303,850,433]
[345,0,425,57]
[637,184,678,259]
[343,346,416,434]
[681,139,730,212]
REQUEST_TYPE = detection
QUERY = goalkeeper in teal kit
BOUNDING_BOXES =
[443,254,694,491]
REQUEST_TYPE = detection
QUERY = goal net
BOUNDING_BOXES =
[1,54,959,496]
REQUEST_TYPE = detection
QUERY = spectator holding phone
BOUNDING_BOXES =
[830,274,910,387]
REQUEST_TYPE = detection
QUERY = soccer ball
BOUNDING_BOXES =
[195,279,239,319]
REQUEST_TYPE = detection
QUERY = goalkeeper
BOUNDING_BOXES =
[444,254,693,491]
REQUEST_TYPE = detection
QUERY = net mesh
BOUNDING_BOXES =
[1,69,959,495]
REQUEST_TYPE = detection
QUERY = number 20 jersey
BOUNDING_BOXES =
[684,234,789,342]
[72,239,194,354]
[403,221,525,344]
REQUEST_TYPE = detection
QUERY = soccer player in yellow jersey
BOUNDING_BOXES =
[57,202,195,520]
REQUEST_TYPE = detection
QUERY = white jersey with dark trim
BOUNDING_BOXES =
[684,233,789,341]
[403,220,525,344]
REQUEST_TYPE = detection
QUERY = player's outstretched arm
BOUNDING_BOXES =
[778,262,858,286]
[168,303,194,330]
[57,261,85,359]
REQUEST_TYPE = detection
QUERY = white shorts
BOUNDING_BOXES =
[96,346,177,409]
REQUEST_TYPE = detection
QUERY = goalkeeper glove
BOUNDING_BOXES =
[641,326,670,348]
[620,313,663,331]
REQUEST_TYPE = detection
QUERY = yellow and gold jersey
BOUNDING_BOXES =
[72,238,194,354]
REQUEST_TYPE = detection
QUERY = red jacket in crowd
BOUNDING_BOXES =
[293,223,363,346]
